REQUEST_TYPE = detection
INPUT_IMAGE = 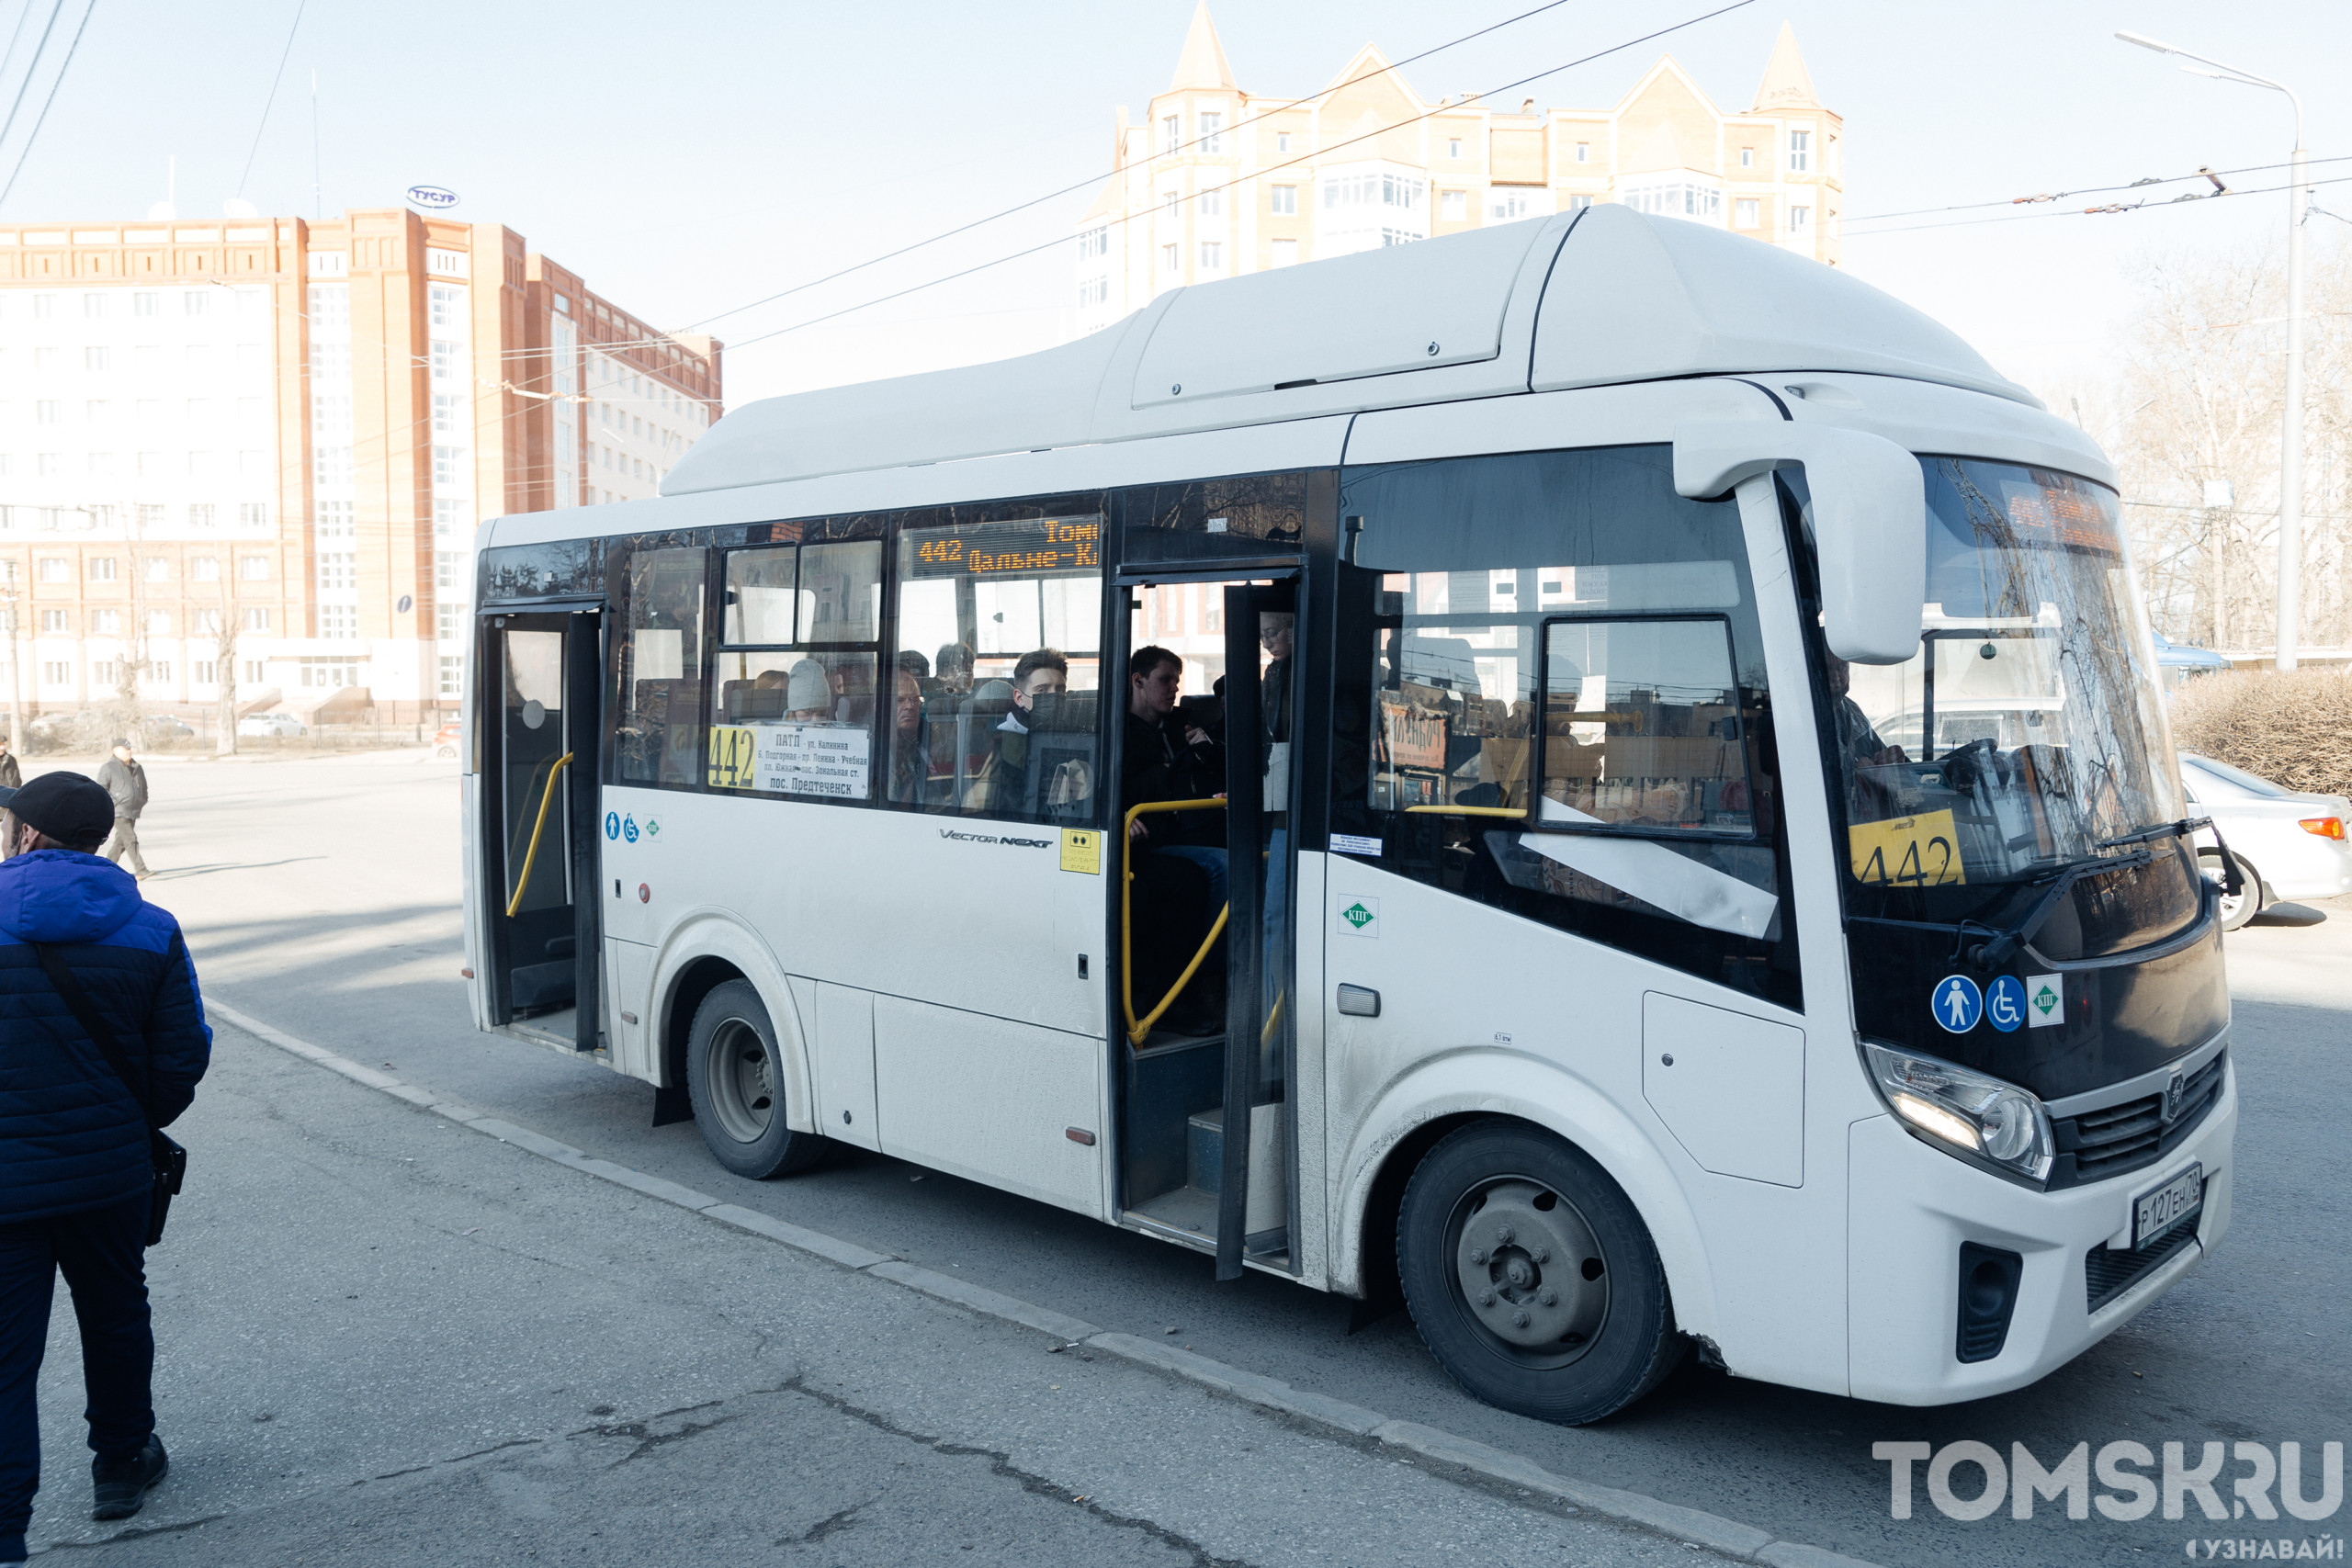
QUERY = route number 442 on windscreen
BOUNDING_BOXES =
[1849,809,1965,887]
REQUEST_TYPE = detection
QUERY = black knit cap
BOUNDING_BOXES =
[0,773,116,852]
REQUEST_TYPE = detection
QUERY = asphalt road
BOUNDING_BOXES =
[40,750,2349,1566]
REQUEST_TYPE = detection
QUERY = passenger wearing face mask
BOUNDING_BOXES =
[963,649,1068,813]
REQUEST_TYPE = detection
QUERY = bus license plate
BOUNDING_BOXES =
[2132,1163,2202,1250]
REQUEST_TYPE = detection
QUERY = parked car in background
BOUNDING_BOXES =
[2180,751,2352,930]
[433,721,459,759]
[24,711,107,752]
[237,711,309,739]
[137,716,196,744]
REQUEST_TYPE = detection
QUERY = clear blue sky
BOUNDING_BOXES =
[2,0,2345,404]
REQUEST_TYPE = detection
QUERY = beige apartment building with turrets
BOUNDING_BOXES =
[0,209,721,729]
[1075,6,1842,333]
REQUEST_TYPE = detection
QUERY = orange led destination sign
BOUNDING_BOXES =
[909,516,1102,579]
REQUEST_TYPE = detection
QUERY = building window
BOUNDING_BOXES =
[86,453,114,479]
[431,498,467,538]
[1447,139,1462,159]
[86,399,109,423]
[1788,204,1813,238]
[35,454,59,477]
[92,660,120,687]
[317,550,355,592]
[435,551,463,592]
[243,608,271,632]
[1160,114,1180,155]
[144,556,169,582]
[195,660,217,685]
[429,341,458,380]
[85,346,107,371]
[88,557,117,581]
[439,655,463,697]
[1271,184,1296,216]
[183,290,209,316]
[1487,188,1534,222]
[143,610,171,635]
[40,610,67,633]
[433,446,463,487]
[1162,243,1181,273]
[36,558,66,583]
[240,554,269,581]
[1441,190,1466,221]
[193,608,221,634]
[435,603,463,642]
[1199,242,1223,270]
[1276,131,1291,154]
[1160,189,1180,218]
[32,295,52,319]
[1740,146,1754,169]
[91,609,120,634]
[34,401,58,424]
[243,660,265,684]
[1077,225,1108,260]
[320,605,356,639]
[189,503,216,528]
[1270,238,1298,267]
[1576,141,1589,164]
[133,291,158,316]
[192,555,220,581]
[1199,111,1223,152]
[1736,197,1760,229]
[1076,276,1109,309]
[240,502,267,527]
[1623,182,1724,221]
[148,660,173,683]
[1789,130,1810,173]
[432,393,460,435]
[1198,186,1222,217]
[40,662,70,688]
[427,285,460,327]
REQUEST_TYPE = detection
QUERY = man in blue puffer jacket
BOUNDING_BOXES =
[0,773,209,1563]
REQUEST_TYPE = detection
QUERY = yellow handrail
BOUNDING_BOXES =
[1121,797,1228,1045]
[505,751,575,918]
[1403,804,1529,818]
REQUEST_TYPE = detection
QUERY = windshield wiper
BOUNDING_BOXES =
[2098,816,2210,852]
[1964,845,2156,970]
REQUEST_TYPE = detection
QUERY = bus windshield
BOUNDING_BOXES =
[1829,459,2197,941]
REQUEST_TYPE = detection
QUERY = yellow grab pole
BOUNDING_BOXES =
[505,751,574,919]
[1120,797,1228,1046]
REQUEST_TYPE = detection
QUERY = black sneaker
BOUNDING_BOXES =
[91,1436,167,1521]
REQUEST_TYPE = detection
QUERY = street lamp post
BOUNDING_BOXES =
[2117,31,2308,670]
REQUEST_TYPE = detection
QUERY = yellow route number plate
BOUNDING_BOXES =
[1849,809,1966,887]
[707,724,757,790]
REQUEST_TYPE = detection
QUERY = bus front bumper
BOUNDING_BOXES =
[1845,1063,2235,1405]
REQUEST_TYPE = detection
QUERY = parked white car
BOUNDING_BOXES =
[236,712,309,739]
[2180,752,2352,929]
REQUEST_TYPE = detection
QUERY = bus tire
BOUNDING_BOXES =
[1396,1121,1684,1425]
[2205,852,2263,931]
[685,979,826,1180]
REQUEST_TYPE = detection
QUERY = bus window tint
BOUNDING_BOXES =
[894,515,1103,823]
[613,545,709,787]
[1334,445,1797,1007]
[1540,617,1753,837]
[707,538,883,801]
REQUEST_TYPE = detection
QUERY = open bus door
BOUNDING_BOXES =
[1114,575,1302,1280]
[480,609,604,1051]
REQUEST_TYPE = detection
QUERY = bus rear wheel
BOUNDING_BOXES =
[1397,1122,1683,1425]
[685,980,826,1179]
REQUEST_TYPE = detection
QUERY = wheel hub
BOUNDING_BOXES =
[705,1019,775,1144]
[1452,1179,1608,1355]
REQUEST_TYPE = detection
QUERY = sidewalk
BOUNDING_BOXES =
[31,1021,1726,1566]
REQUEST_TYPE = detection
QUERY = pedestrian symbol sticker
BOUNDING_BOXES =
[604,811,620,840]
[622,815,639,843]
[1931,975,1983,1033]
[1985,975,2025,1033]
[1336,897,1379,939]
[2025,973,2063,1029]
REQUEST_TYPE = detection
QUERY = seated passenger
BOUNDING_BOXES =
[888,653,939,805]
[785,659,831,722]
[965,649,1070,814]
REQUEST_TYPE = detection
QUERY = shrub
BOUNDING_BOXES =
[2168,667,2352,798]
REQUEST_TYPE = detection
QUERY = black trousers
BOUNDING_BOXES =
[0,1190,154,1552]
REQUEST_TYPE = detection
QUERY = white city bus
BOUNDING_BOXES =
[462,205,2234,1423]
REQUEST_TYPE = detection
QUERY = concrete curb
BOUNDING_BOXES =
[209,999,1884,1568]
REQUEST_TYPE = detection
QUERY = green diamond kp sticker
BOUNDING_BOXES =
[2025,972,2062,1029]
[1338,897,1379,938]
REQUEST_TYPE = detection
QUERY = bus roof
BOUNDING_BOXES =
[664,203,2031,497]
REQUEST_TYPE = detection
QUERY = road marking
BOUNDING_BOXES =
[206,998,1883,1568]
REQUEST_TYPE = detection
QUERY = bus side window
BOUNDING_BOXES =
[707,539,885,802]
[614,545,709,788]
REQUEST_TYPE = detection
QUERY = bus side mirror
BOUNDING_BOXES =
[1673,423,1927,665]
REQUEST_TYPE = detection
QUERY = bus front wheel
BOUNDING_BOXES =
[685,980,827,1179]
[1397,1122,1684,1425]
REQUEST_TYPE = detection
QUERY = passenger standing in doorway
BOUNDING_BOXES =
[1122,648,1227,1034]
[0,772,212,1562]
[95,743,150,883]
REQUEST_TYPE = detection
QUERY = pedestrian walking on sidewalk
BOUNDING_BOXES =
[0,773,210,1562]
[95,741,148,881]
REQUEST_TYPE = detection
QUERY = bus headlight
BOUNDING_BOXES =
[1863,1043,2052,1183]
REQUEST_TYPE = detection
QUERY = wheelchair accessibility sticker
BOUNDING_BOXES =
[1931,975,1983,1033]
[622,815,639,843]
[1984,975,2027,1032]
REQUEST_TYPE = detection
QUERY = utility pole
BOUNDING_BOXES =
[0,578,22,756]
[2116,32,2307,669]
